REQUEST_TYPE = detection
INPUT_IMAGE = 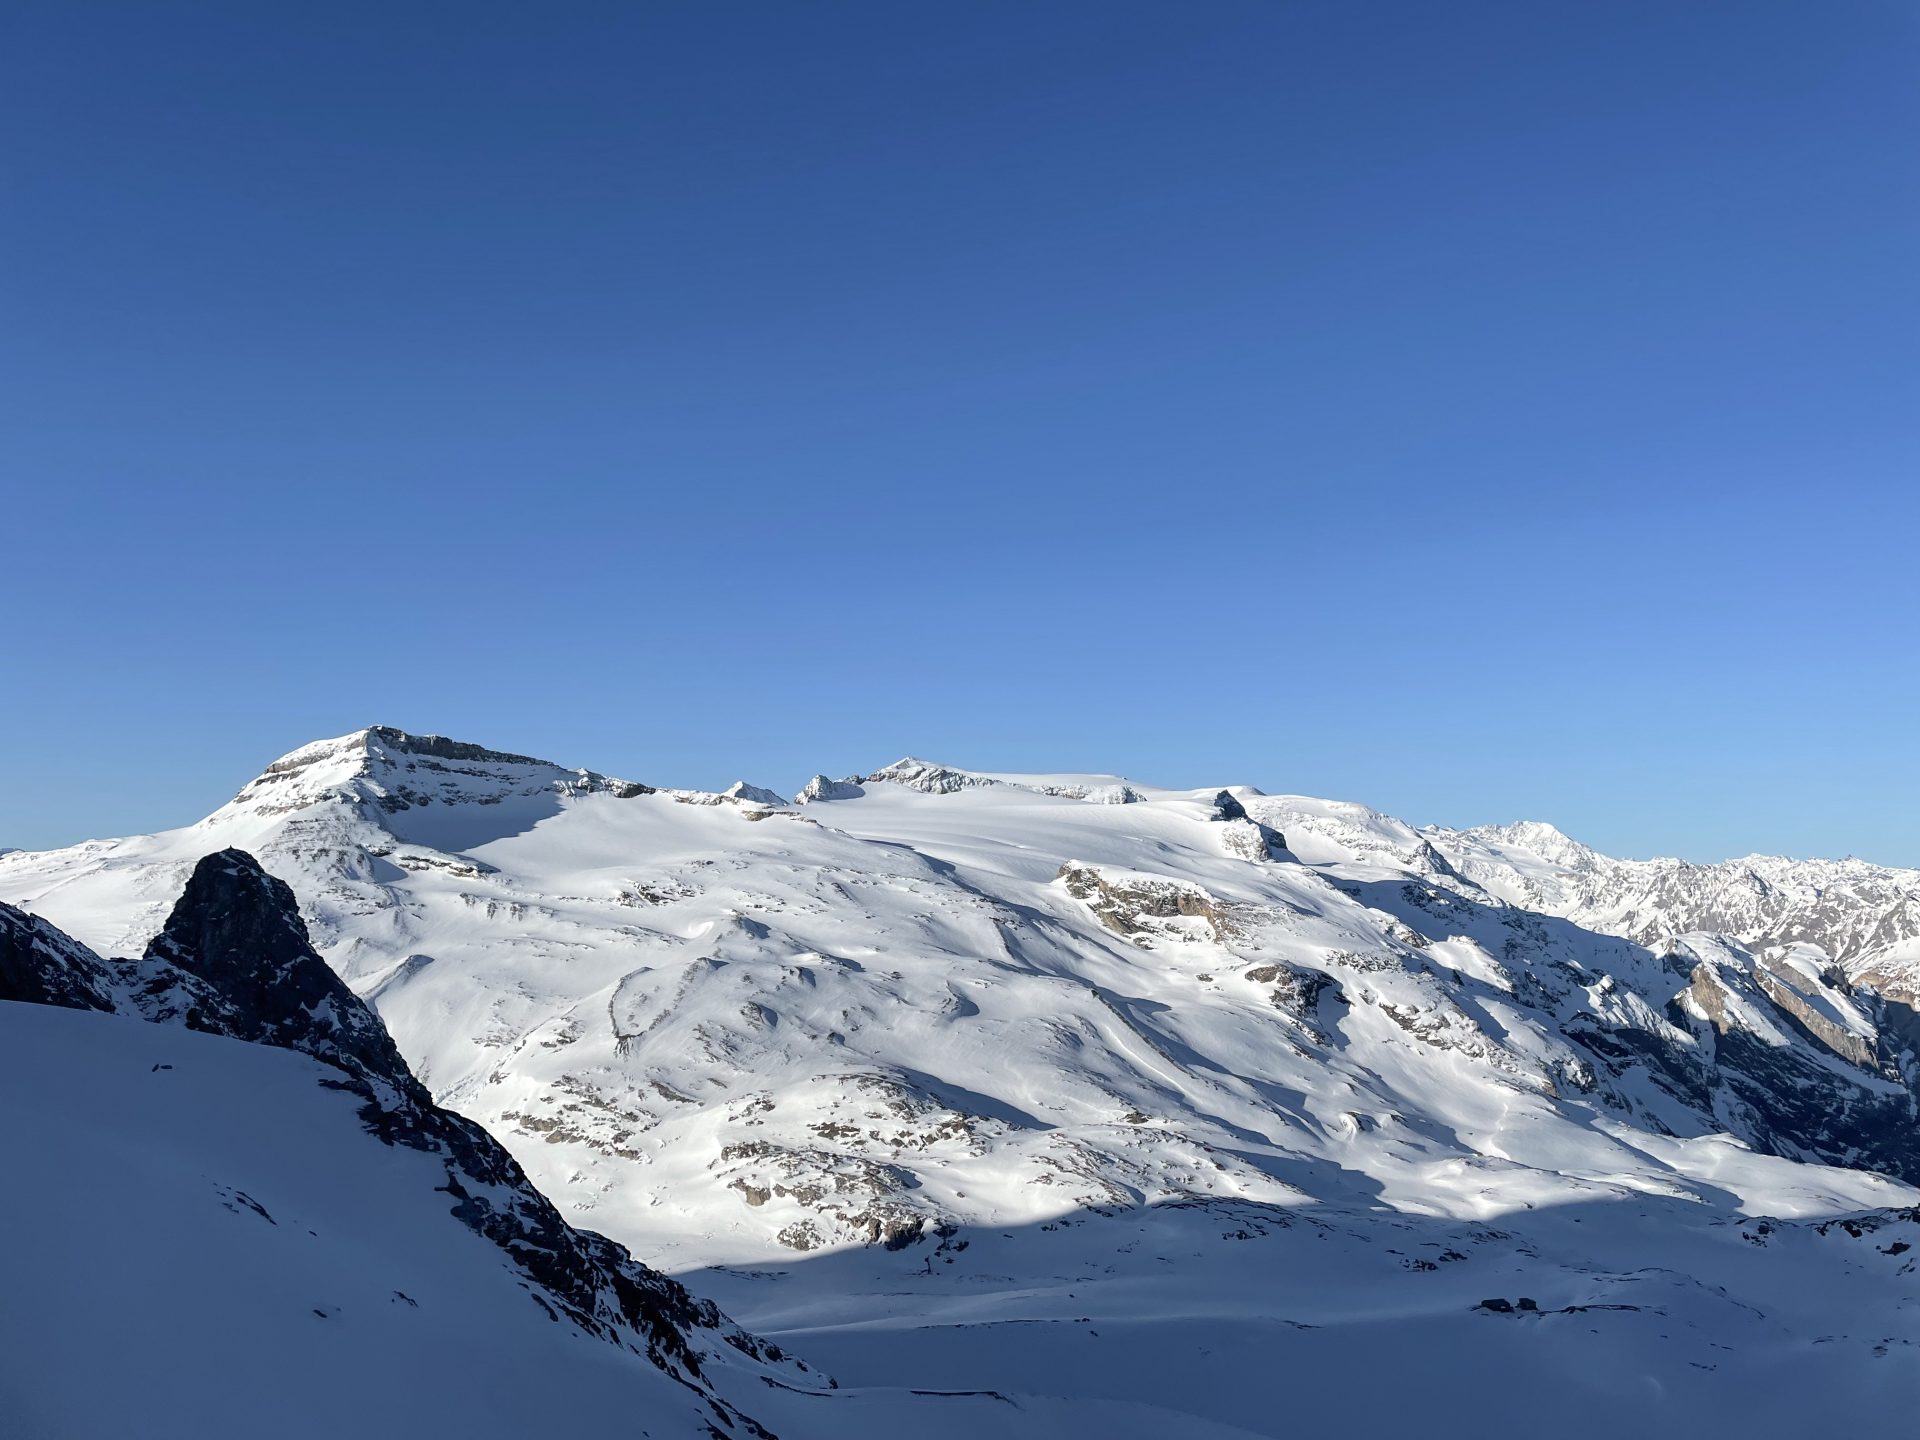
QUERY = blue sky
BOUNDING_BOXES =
[4,2,1916,862]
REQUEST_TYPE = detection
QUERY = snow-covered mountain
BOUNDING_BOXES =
[5,726,1919,1434]
[1411,819,1920,996]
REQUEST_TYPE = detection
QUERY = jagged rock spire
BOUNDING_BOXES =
[145,848,414,1087]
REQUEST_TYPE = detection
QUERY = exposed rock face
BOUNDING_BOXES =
[144,850,419,1083]
[794,774,865,803]
[1058,862,1225,942]
[722,782,788,807]
[357,727,555,768]
[0,906,121,1011]
[1041,782,1143,803]
[1406,838,1471,885]
[1210,790,1252,823]
[1243,960,1344,1022]
[0,855,808,1431]
[864,758,1003,794]
[1575,935,1920,1180]
[9,729,1920,1281]
[1209,791,1287,862]
[1753,950,1879,1070]
[1221,818,1287,863]
[230,725,654,818]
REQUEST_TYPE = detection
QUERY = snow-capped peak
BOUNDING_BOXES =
[721,781,789,807]
[1444,819,1599,869]
[794,773,866,803]
[224,725,652,822]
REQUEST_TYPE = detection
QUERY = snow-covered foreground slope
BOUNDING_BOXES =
[697,1195,1920,1438]
[0,1001,776,1440]
[3,727,1918,1434]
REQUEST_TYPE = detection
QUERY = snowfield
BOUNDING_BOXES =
[0,1002,762,1440]
[3,725,1918,1436]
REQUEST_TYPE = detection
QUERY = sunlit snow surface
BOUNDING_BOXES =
[4,729,1917,1435]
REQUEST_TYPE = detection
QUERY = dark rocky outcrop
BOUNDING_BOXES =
[0,906,120,1011]
[1209,791,1287,861]
[794,774,866,803]
[143,851,418,1084]
[1545,944,1920,1186]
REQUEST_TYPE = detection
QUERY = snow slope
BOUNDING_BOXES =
[0,1002,773,1440]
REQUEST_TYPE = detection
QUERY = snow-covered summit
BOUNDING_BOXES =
[1445,819,1602,870]
[1421,818,1920,992]
[721,780,788,806]
[226,725,653,821]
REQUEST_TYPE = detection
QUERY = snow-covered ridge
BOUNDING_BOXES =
[228,724,656,819]
[1420,816,1920,996]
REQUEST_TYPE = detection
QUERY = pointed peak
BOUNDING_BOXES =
[150,848,316,977]
[147,849,415,1087]
[1454,819,1598,867]
[794,774,865,804]
[722,781,788,807]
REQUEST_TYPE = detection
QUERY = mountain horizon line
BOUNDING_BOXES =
[7,720,1903,875]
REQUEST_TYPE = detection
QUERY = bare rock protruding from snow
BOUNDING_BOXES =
[1058,862,1225,943]
[864,757,1004,794]
[721,781,788,807]
[13,726,1920,1433]
[1208,790,1288,862]
[0,904,123,1011]
[1242,959,1345,1035]
[229,725,653,820]
[794,774,865,803]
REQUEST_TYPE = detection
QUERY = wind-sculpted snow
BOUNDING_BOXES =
[5,730,1920,1434]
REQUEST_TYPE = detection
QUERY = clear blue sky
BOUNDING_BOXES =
[4,1,1916,863]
